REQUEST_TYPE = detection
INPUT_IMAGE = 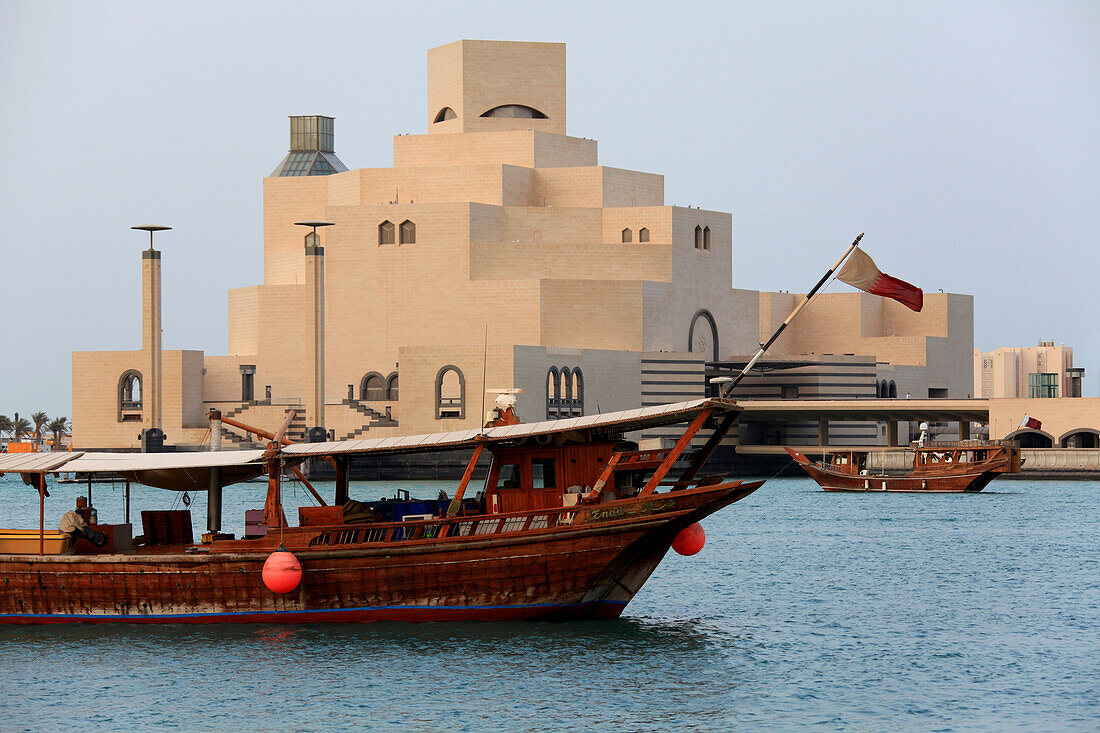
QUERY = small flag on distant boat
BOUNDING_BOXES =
[836,247,924,312]
[1019,415,1042,430]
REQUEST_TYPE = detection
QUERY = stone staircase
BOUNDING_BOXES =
[211,401,308,447]
[337,399,399,441]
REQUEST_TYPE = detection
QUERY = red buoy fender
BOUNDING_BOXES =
[262,547,302,593]
[672,522,706,556]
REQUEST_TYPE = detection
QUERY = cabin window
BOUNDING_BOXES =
[621,228,632,243]
[400,220,416,244]
[498,462,522,489]
[532,458,557,489]
[361,373,385,401]
[639,227,650,243]
[378,220,395,245]
[436,365,465,419]
[386,372,399,401]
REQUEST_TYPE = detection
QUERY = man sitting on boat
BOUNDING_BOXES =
[58,498,107,551]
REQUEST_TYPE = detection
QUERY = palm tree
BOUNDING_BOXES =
[0,415,11,440]
[32,411,49,445]
[10,412,30,442]
[47,417,71,450]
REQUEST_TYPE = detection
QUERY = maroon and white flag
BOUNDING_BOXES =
[1019,415,1042,430]
[836,248,924,312]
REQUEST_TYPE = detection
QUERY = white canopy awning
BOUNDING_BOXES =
[0,399,737,490]
[0,452,86,473]
[0,449,268,492]
[284,398,738,457]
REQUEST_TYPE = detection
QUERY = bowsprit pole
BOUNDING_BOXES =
[720,233,864,398]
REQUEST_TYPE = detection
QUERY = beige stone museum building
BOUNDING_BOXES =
[72,40,975,451]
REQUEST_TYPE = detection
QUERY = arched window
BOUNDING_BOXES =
[434,107,457,123]
[703,226,712,251]
[400,220,416,244]
[688,309,720,362]
[888,381,897,398]
[621,228,632,243]
[378,220,395,245]
[639,228,650,243]
[878,380,888,398]
[546,366,583,418]
[386,372,399,401]
[118,370,142,422]
[480,104,547,119]
[570,369,584,416]
[436,366,465,419]
[360,372,385,401]
[546,367,560,419]
[694,225,703,250]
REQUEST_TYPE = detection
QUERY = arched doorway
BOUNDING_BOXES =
[688,309,720,362]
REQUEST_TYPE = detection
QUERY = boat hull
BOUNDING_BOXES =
[0,481,761,624]
[798,462,999,493]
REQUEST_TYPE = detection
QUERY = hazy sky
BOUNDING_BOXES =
[2,1,1097,417]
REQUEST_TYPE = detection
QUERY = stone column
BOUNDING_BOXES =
[887,421,899,447]
[142,248,162,441]
[305,233,325,434]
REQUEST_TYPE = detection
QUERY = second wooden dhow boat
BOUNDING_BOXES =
[786,440,1022,493]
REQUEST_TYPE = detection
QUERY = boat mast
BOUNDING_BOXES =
[720,233,864,397]
[262,410,298,529]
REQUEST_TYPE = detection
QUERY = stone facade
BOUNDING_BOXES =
[71,40,975,450]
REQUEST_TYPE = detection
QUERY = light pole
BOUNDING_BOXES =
[132,225,171,452]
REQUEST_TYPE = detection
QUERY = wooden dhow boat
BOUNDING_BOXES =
[0,398,761,624]
[785,440,1022,493]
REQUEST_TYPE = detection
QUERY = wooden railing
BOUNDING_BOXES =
[306,505,582,548]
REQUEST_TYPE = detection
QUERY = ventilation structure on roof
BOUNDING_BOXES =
[270,115,349,177]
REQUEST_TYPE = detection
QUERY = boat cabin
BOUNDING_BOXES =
[911,442,1022,474]
[825,451,869,476]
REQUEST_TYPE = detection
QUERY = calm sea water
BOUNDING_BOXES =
[0,474,1096,731]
